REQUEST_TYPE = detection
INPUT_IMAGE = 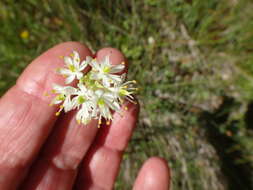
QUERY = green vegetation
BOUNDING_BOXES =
[1,0,253,189]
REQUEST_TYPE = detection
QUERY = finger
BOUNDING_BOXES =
[0,42,92,189]
[133,157,170,190]
[75,101,139,190]
[74,48,138,190]
[21,47,128,189]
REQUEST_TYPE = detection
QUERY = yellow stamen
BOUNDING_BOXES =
[77,120,81,124]
[55,112,60,116]
[124,106,128,111]
[70,53,74,57]
[55,68,61,72]
[119,111,124,117]
[43,92,49,97]
[98,122,103,128]
[133,101,138,104]
[121,61,125,65]
[106,120,111,125]
[98,118,103,128]
[98,99,105,106]
[59,55,64,59]
[103,66,110,73]
[68,64,76,72]
[60,105,64,109]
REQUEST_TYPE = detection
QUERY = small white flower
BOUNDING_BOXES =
[50,84,77,114]
[51,84,76,104]
[89,56,125,86]
[108,80,137,103]
[76,101,94,125]
[58,51,92,84]
[92,89,121,122]
[71,83,93,109]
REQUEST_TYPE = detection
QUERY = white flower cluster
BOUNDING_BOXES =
[50,51,137,127]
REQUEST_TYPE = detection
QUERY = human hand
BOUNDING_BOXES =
[0,42,170,190]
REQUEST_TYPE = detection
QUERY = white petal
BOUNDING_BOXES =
[122,80,135,86]
[80,61,88,71]
[86,56,93,62]
[64,86,77,94]
[95,89,104,97]
[80,56,92,70]
[90,72,100,81]
[104,56,111,66]
[64,56,73,66]
[89,59,100,71]
[78,83,88,94]
[108,74,122,83]
[72,51,80,68]
[76,71,83,79]
[110,64,125,73]
[52,84,64,92]
[63,97,74,112]
[73,51,79,60]
[65,75,75,84]
[58,68,72,76]
[104,98,120,111]
[71,96,79,109]
[111,101,121,111]
[103,93,115,102]
[102,78,111,87]
[76,108,85,121]
[76,103,93,124]
[52,99,62,105]
[100,106,112,120]
[120,73,127,82]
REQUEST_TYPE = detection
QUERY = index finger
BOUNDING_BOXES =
[0,42,92,189]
